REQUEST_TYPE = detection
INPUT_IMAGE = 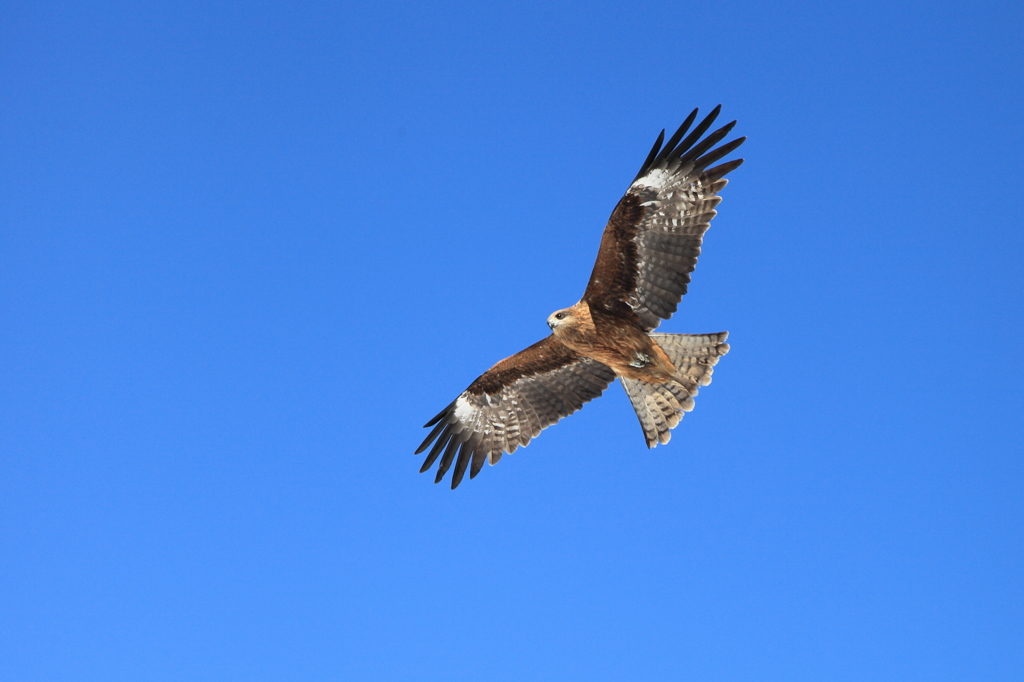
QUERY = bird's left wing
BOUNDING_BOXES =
[416,335,615,489]
[582,106,745,331]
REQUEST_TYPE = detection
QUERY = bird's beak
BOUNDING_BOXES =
[547,319,555,330]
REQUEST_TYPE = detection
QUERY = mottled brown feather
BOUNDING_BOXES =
[466,336,578,395]
[582,193,645,321]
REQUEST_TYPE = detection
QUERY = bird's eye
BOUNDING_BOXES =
[556,313,565,320]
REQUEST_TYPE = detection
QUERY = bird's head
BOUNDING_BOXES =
[547,307,574,331]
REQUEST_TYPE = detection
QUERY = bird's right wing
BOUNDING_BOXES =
[416,335,615,489]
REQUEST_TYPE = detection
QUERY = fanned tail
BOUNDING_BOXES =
[620,332,730,447]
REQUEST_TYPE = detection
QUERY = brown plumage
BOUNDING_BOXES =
[417,106,744,488]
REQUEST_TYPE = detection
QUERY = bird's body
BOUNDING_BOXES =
[547,300,676,382]
[417,106,745,488]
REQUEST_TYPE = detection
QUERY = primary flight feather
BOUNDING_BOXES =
[417,106,745,488]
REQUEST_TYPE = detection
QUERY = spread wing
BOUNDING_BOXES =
[583,106,746,331]
[416,336,615,489]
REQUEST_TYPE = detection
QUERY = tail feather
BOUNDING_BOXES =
[620,332,730,447]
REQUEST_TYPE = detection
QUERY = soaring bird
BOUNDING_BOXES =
[417,106,745,488]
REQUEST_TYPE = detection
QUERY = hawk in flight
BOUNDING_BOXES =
[417,106,745,488]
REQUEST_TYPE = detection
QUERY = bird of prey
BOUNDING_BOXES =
[417,106,745,488]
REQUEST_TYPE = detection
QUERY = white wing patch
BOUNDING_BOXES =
[632,168,670,190]
[454,394,477,423]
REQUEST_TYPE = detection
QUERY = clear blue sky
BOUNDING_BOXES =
[2,1,1021,679]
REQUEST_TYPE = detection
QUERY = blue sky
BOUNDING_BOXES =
[1,1,1021,679]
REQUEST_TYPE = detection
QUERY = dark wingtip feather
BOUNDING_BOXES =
[415,418,448,454]
[706,105,723,126]
[450,442,473,489]
[704,158,744,181]
[423,401,454,428]
[673,106,723,158]
[419,425,453,472]
[469,449,486,479]
[434,436,461,483]
[680,121,737,166]
[633,129,666,182]
[693,136,746,173]
[689,105,722,140]
[650,108,699,170]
